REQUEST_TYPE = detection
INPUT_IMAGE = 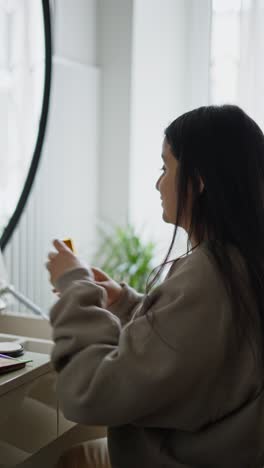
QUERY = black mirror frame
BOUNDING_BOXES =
[0,0,52,252]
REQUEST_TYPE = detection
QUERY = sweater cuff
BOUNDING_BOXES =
[55,267,93,294]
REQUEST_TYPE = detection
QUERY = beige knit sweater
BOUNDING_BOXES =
[50,242,264,468]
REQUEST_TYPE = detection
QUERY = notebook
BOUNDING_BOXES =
[0,355,32,375]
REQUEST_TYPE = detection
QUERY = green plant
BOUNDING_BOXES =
[92,222,157,293]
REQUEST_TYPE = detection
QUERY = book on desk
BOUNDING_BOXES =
[0,355,33,374]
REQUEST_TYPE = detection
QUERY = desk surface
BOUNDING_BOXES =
[0,350,51,397]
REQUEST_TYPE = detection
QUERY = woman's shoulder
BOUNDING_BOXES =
[168,240,245,278]
[163,241,239,302]
[167,241,218,279]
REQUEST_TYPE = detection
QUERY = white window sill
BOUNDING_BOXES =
[0,312,52,340]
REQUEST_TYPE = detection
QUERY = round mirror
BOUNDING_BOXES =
[0,0,52,250]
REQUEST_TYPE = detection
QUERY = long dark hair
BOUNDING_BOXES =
[144,104,264,372]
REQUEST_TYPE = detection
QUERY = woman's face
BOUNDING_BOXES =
[155,137,204,238]
[155,138,179,225]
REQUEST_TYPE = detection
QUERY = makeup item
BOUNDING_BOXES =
[62,238,76,253]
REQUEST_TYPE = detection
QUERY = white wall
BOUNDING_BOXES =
[53,0,97,65]
[185,0,212,111]
[96,0,133,228]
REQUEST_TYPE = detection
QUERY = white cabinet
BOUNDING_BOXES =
[0,330,106,468]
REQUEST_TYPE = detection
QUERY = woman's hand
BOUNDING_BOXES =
[46,239,93,288]
[90,266,123,307]
[46,239,123,307]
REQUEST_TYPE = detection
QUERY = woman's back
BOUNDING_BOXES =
[107,242,264,467]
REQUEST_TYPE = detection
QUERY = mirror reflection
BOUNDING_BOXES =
[0,0,45,236]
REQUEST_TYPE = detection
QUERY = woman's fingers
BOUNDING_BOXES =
[48,251,57,260]
[52,288,61,297]
[90,266,110,281]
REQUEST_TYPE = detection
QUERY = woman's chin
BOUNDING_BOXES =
[162,210,168,222]
[162,210,175,224]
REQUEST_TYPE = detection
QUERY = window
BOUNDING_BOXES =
[209,0,242,104]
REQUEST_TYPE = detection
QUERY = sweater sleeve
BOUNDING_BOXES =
[107,281,144,325]
[108,259,180,324]
[50,250,230,430]
[55,268,145,326]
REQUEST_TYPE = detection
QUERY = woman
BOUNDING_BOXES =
[47,104,264,467]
